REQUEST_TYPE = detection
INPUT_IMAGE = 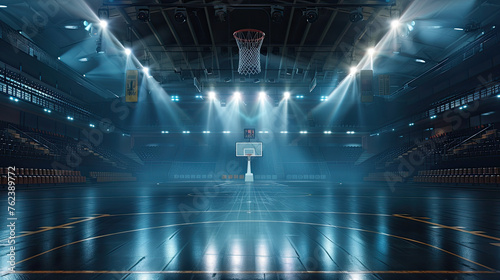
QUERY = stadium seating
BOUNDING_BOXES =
[89,171,137,182]
[0,167,86,186]
[414,167,500,184]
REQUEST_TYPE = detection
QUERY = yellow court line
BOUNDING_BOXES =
[0,214,109,243]
[3,270,498,274]
[15,220,495,271]
[393,214,500,241]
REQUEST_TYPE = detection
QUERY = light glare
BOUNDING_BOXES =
[100,20,108,28]
[259,91,266,101]
[391,19,400,29]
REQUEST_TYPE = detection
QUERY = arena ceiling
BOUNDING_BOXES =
[0,0,499,100]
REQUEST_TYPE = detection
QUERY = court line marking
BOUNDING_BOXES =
[0,215,109,243]
[15,220,495,271]
[187,193,313,197]
[108,210,392,217]
[0,211,390,241]
[393,214,500,241]
[2,270,497,275]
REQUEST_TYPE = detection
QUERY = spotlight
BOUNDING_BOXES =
[67,116,74,121]
[171,95,180,102]
[44,108,51,113]
[271,5,284,23]
[223,131,231,134]
[280,131,288,134]
[367,48,375,56]
[304,8,318,23]
[349,66,357,75]
[233,91,241,100]
[430,115,437,119]
[208,91,216,100]
[142,67,149,74]
[324,131,332,134]
[203,131,211,134]
[174,8,187,23]
[214,5,227,22]
[284,91,290,99]
[161,131,169,134]
[415,59,426,63]
[299,131,308,134]
[89,124,95,127]
[320,96,328,102]
[124,48,132,56]
[349,7,363,22]
[137,8,150,22]
[391,19,400,29]
[258,91,266,101]
[99,20,108,29]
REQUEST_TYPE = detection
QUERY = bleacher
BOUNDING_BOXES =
[414,167,500,184]
[0,167,85,185]
[0,128,53,160]
[89,171,137,182]
[135,146,178,162]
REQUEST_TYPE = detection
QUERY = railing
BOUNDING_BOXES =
[447,125,492,152]
[25,132,61,155]
[7,124,53,152]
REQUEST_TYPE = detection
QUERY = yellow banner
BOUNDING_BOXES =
[125,70,138,102]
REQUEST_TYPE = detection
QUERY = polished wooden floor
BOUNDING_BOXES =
[1,181,500,279]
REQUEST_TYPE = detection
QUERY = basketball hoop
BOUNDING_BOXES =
[233,29,265,75]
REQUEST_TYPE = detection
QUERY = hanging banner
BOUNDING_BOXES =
[125,70,138,102]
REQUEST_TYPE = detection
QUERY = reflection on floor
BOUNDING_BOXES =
[1,181,500,280]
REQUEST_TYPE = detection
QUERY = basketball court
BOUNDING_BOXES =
[3,181,500,279]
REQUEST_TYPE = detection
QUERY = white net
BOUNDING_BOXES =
[233,29,265,75]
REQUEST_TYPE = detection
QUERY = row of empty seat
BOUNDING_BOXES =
[0,167,81,176]
[1,175,85,185]
[0,167,85,186]
[418,167,500,176]
[89,171,136,183]
[414,174,500,184]
[90,171,132,177]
